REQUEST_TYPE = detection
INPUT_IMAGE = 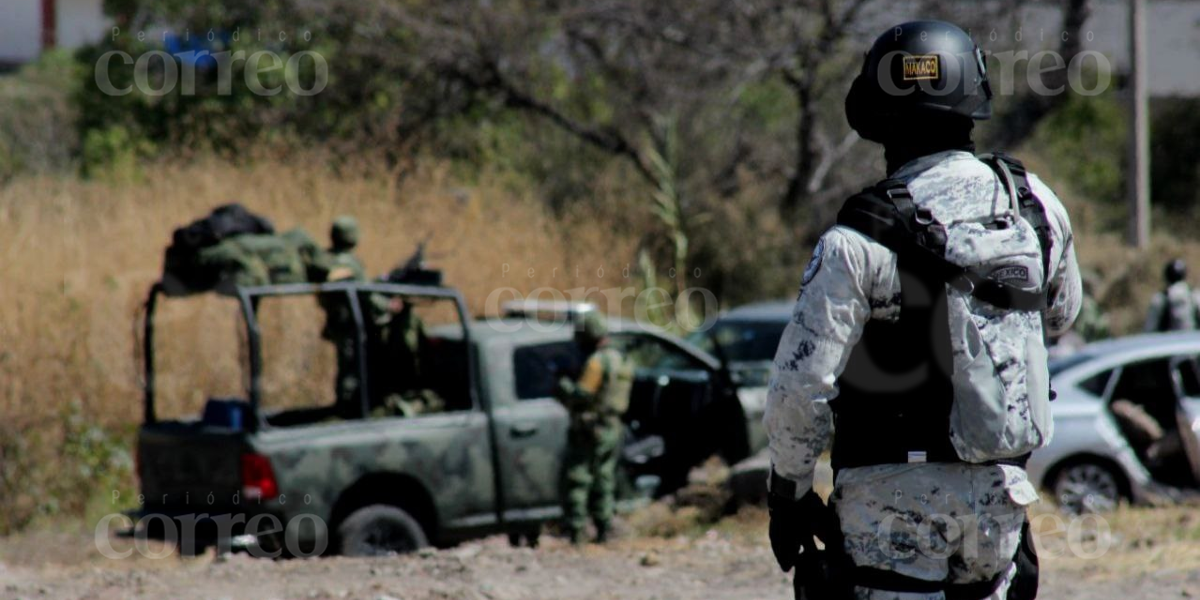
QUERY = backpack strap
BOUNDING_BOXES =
[979,153,1054,291]
[837,179,1047,311]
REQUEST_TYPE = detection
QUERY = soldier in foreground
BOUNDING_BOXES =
[1145,259,1200,332]
[321,215,367,405]
[556,312,634,545]
[764,21,1081,599]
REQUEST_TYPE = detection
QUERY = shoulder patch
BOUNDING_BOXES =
[802,238,825,286]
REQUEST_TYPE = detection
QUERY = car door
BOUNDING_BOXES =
[1109,356,1200,488]
[488,337,574,519]
[608,332,744,493]
[1169,355,1200,486]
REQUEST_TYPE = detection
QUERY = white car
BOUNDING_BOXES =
[728,330,1200,513]
[1029,332,1200,512]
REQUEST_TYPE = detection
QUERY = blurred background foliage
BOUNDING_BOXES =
[16,0,1194,285]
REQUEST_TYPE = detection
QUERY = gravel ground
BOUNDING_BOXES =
[2,527,1197,600]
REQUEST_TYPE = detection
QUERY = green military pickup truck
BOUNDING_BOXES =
[135,281,763,556]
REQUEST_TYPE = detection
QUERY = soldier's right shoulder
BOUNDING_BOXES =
[824,224,885,257]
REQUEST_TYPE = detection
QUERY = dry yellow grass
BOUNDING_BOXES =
[0,156,642,530]
[2,147,1199,534]
[1030,502,1200,578]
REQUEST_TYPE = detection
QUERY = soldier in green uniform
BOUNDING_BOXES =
[327,216,366,281]
[321,216,367,406]
[556,312,633,545]
[1075,270,1111,342]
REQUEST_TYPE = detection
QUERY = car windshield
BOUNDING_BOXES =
[686,320,786,364]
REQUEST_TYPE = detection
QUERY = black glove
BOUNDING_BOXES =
[767,470,823,573]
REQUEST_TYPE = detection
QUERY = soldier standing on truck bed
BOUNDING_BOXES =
[556,312,634,545]
[321,215,367,406]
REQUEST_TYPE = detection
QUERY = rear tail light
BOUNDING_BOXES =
[241,453,279,500]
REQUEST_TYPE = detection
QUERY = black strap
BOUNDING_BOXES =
[834,450,1030,472]
[1007,517,1039,600]
[979,153,1053,282]
[837,179,1046,312]
[854,566,1008,599]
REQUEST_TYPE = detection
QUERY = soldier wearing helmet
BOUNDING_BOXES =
[1145,259,1200,332]
[322,215,367,406]
[555,311,633,545]
[328,215,366,282]
[765,20,1082,600]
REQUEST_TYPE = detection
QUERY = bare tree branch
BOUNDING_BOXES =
[807,130,860,193]
[482,62,658,184]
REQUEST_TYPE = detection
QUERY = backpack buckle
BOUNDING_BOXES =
[949,274,975,294]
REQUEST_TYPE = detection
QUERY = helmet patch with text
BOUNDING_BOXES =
[902,55,940,81]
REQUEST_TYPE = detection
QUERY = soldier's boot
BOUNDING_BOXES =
[568,529,585,546]
[594,522,610,544]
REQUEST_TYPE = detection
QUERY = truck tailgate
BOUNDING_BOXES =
[139,423,247,512]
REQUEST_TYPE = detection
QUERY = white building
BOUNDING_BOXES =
[0,0,109,68]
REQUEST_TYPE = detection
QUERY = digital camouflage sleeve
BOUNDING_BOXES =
[764,160,1082,494]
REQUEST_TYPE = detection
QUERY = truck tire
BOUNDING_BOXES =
[337,504,429,556]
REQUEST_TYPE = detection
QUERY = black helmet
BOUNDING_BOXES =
[1166,259,1187,284]
[845,20,992,143]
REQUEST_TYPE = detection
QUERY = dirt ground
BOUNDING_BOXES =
[3,512,1199,600]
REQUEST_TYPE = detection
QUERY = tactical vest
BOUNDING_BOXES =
[597,347,634,419]
[830,153,1053,472]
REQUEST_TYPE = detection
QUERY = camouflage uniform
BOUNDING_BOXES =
[1074,290,1110,343]
[557,315,633,543]
[765,151,1082,599]
[372,301,441,416]
[1144,281,1200,332]
[323,216,367,406]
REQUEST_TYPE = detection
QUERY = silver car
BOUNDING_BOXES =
[726,328,1200,513]
[1030,331,1200,512]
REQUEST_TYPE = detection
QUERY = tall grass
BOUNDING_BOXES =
[0,145,1194,534]
[0,156,640,532]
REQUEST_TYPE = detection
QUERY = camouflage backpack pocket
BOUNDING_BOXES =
[946,293,1053,463]
[941,214,1052,463]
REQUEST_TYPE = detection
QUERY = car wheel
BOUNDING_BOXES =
[1053,462,1123,514]
[337,504,429,557]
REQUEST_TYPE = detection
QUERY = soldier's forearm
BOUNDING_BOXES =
[556,377,597,407]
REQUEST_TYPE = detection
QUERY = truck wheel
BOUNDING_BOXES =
[337,505,429,556]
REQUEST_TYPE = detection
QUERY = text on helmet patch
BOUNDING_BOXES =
[902,55,940,81]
